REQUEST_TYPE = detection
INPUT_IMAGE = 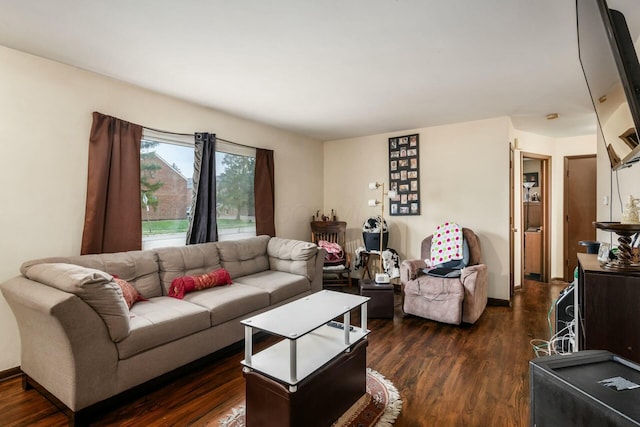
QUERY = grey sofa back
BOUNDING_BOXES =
[216,235,271,279]
[20,250,162,298]
[19,235,319,300]
[154,242,222,296]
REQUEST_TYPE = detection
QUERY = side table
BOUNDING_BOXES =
[360,251,380,280]
[360,280,394,319]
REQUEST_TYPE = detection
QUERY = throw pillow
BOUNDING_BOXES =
[169,268,233,299]
[113,277,147,309]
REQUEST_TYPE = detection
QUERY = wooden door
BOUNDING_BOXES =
[564,155,597,281]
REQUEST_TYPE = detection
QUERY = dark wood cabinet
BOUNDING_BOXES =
[577,253,640,363]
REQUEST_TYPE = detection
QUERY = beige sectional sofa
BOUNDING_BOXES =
[0,235,323,424]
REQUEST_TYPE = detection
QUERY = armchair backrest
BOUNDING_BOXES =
[420,227,482,266]
[310,221,347,248]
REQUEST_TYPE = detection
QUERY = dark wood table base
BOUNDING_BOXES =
[244,339,368,427]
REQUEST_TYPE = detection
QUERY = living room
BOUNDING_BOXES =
[1,1,640,425]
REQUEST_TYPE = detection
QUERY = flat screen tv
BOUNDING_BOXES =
[577,0,640,169]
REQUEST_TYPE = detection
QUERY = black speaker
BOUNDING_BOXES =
[530,350,640,426]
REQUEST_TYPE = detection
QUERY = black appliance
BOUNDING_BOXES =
[530,350,640,426]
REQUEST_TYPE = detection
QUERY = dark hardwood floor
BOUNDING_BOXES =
[0,279,566,427]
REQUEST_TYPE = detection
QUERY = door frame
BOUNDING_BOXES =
[509,142,515,298]
[520,152,551,283]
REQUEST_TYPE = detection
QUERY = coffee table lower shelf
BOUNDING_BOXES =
[244,339,368,427]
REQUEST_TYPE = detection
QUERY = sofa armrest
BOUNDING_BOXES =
[311,248,326,293]
[267,237,324,293]
[1,276,119,411]
[400,259,427,284]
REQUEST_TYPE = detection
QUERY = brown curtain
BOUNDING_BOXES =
[254,148,276,237]
[81,112,143,254]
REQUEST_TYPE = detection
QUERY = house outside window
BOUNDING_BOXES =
[141,130,256,249]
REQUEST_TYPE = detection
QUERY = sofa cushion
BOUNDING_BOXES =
[21,250,161,299]
[154,242,222,295]
[234,270,311,305]
[183,283,270,326]
[267,237,318,281]
[21,262,130,342]
[216,236,270,279]
[117,297,211,359]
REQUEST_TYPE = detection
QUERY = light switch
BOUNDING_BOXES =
[603,196,609,205]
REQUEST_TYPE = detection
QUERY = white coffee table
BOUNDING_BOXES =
[241,289,370,391]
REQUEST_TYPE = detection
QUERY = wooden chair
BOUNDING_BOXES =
[310,221,352,288]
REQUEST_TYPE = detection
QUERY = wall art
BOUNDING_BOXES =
[388,133,419,216]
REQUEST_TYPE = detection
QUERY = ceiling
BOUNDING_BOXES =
[0,0,637,141]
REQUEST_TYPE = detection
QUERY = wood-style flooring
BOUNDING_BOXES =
[0,279,566,427]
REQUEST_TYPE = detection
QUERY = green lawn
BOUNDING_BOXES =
[142,218,254,235]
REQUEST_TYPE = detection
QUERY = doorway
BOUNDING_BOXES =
[522,154,550,283]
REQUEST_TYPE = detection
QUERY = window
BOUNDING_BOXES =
[215,141,257,241]
[140,130,256,249]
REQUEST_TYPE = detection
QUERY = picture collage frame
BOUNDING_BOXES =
[388,133,420,215]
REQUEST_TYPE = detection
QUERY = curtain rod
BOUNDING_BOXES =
[142,125,254,150]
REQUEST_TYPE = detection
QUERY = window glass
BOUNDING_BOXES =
[140,132,256,249]
[216,151,256,241]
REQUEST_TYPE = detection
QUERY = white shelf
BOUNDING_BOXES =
[242,323,369,385]
[241,290,369,339]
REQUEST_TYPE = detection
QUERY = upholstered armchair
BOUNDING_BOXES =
[400,228,488,325]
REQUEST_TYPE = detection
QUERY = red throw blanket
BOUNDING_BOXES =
[318,240,345,265]
[169,268,232,299]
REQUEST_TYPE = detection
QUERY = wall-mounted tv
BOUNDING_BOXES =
[577,0,640,170]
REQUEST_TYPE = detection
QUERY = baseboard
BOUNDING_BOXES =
[488,297,511,307]
[0,366,22,382]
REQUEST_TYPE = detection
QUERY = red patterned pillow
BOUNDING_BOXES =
[113,277,147,309]
[169,268,233,299]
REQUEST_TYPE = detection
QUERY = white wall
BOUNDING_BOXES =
[0,46,324,371]
[324,117,512,302]
[514,131,597,280]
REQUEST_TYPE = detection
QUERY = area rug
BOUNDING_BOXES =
[217,368,402,427]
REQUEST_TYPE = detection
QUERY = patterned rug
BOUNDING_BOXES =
[217,368,402,427]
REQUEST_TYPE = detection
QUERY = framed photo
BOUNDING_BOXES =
[523,172,538,187]
[389,133,420,216]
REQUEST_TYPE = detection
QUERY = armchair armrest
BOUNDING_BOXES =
[400,259,427,283]
[461,263,487,282]
[460,263,488,324]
